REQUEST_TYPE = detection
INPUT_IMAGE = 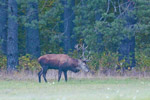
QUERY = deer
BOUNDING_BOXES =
[38,44,92,83]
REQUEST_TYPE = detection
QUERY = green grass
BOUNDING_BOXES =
[0,78,150,100]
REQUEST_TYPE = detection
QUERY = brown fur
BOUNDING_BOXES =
[38,54,83,83]
[38,54,79,70]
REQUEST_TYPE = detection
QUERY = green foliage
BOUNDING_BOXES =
[99,52,118,69]
[1,0,150,72]
[135,0,150,52]
[38,0,63,54]
[88,52,101,70]
[135,52,150,71]
[95,19,126,52]
[74,0,107,52]
[0,53,7,70]
[18,54,40,71]
[0,53,40,72]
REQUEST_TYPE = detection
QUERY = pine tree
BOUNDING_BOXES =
[118,0,136,68]
[62,0,75,53]
[7,0,18,71]
[0,0,7,54]
[26,0,40,58]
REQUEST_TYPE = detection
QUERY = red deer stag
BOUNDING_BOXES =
[38,44,91,83]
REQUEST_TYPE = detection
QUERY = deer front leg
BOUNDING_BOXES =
[58,69,62,82]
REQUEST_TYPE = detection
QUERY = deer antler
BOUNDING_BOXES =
[75,44,81,52]
[75,43,91,62]
[75,44,81,58]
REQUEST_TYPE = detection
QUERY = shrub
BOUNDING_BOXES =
[18,54,40,72]
[0,53,7,70]
[88,52,101,71]
[135,52,150,72]
[99,52,118,69]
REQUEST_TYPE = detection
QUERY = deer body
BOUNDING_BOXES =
[38,54,89,83]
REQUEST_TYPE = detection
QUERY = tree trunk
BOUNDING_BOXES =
[26,1,40,58]
[118,0,136,68]
[7,0,18,71]
[0,0,7,55]
[63,0,75,53]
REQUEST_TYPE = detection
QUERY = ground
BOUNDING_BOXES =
[0,78,150,100]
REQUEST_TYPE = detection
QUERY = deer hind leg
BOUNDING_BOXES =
[38,68,43,83]
[43,66,48,83]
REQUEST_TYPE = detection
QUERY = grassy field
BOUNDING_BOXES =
[0,78,150,100]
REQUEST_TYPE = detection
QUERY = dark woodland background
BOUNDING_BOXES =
[0,0,150,74]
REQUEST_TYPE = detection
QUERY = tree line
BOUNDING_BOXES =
[0,0,150,72]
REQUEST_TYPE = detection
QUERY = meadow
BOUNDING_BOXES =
[0,72,150,100]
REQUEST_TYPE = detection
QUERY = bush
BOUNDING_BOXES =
[18,54,40,72]
[0,53,7,70]
[135,52,150,72]
[88,52,101,71]
[99,52,118,69]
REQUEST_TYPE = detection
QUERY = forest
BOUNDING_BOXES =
[0,0,150,75]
